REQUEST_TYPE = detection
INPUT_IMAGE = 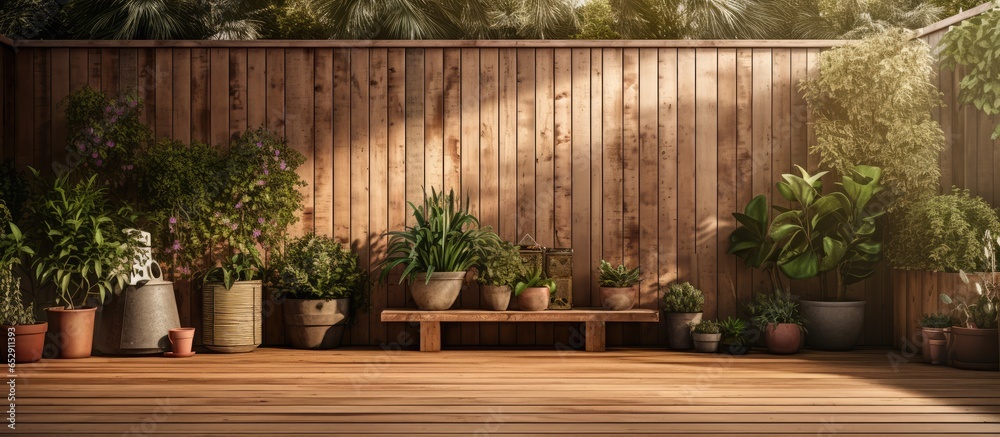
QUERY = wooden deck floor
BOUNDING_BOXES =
[13,347,1000,435]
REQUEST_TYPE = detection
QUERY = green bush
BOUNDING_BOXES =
[888,188,1000,272]
[63,87,151,189]
[940,5,1000,139]
[746,289,805,328]
[800,29,944,210]
[661,282,704,313]
[692,319,720,334]
[272,233,369,313]
[919,313,954,329]
[598,260,641,287]
[476,238,524,287]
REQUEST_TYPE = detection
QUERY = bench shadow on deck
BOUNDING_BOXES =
[13,347,1000,435]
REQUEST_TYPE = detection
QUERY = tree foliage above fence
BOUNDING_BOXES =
[940,4,1000,139]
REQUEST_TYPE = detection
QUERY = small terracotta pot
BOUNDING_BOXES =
[921,327,950,365]
[481,285,512,311]
[46,307,97,359]
[765,323,802,355]
[1,322,48,363]
[599,286,637,311]
[168,328,196,355]
[516,287,550,312]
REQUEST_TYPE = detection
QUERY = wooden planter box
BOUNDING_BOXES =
[891,270,980,349]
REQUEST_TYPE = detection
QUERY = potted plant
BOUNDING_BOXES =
[691,319,721,353]
[661,282,704,350]
[200,128,305,353]
[940,232,1000,371]
[730,165,884,351]
[597,260,641,311]
[476,237,524,311]
[513,267,556,312]
[748,289,806,355]
[25,170,142,359]
[919,313,953,366]
[719,316,750,355]
[380,188,492,310]
[272,233,368,349]
[0,269,45,364]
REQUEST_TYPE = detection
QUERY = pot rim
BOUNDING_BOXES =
[413,271,468,280]
[45,306,97,313]
[204,280,263,286]
[169,327,196,333]
[1,321,48,334]
[951,326,1000,335]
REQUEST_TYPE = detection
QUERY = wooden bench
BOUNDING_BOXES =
[381,308,659,352]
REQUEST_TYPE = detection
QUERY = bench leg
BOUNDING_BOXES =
[420,321,441,352]
[585,321,605,352]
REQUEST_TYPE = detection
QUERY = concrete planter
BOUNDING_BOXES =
[283,298,349,349]
[480,285,511,311]
[95,280,181,354]
[410,272,465,310]
[664,312,702,350]
[800,300,865,351]
[692,332,721,353]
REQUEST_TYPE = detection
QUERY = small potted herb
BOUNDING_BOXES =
[719,316,750,355]
[661,282,704,350]
[691,319,721,353]
[747,289,806,355]
[272,233,369,349]
[0,270,45,363]
[476,238,524,311]
[513,267,556,312]
[597,260,641,311]
[919,313,953,366]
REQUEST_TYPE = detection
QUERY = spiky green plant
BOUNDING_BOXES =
[598,260,641,288]
[380,188,493,284]
[513,266,556,297]
[719,316,747,344]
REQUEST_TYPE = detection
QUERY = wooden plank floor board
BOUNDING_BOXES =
[14,348,1000,435]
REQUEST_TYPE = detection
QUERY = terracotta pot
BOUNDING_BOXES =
[692,332,721,353]
[481,285,511,311]
[168,328,196,355]
[921,327,950,365]
[410,272,465,310]
[46,307,97,359]
[927,339,948,366]
[516,287,550,312]
[599,286,637,311]
[1,322,48,363]
[283,298,348,349]
[765,323,802,355]
[949,326,999,371]
[664,312,702,350]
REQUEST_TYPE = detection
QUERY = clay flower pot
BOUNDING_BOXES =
[46,306,97,359]
[410,272,465,310]
[599,286,638,311]
[765,323,803,355]
[949,326,999,370]
[481,285,512,311]
[516,287,550,312]
[1,322,48,363]
[692,332,721,353]
[168,328,196,355]
[921,327,950,365]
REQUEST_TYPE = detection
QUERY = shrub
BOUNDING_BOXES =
[800,29,944,211]
[272,233,369,313]
[888,188,1000,272]
[941,232,1000,329]
[63,87,150,189]
[746,289,805,328]
[0,269,33,326]
[940,5,1000,139]
[598,260,641,287]
[476,237,524,287]
[919,313,954,329]
[661,282,704,313]
[692,319,720,334]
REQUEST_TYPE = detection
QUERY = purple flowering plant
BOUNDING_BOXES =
[64,87,150,191]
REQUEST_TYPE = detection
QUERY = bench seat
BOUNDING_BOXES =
[381,308,659,352]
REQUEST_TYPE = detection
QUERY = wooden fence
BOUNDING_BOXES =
[0,5,995,348]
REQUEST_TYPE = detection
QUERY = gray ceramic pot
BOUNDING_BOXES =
[410,272,466,310]
[799,300,865,351]
[283,298,349,349]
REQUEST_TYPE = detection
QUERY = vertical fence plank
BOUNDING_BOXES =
[695,48,719,321]
[386,47,408,346]
[425,48,444,193]
[621,48,641,345]
[717,49,738,321]
[571,48,592,340]
[603,48,624,346]
[32,50,50,172]
[228,48,247,141]
[658,48,678,344]
[479,48,501,344]
[190,48,209,144]
[314,49,334,238]
[516,47,536,344]
[442,48,464,346]
[172,49,191,144]
[498,48,518,344]
[333,48,352,244]
[247,48,266,130]
[552,48,573,346]
[209,48,228,147]
[535,47,555,345]
[285,48,315,237]
[155,48,172,141]
[369,48,389,346]
[50,48,69,168]
[589,49,604,313]
[676,49,696,288]
[638,48,659,346]
[460,48,481,345]
[350,48,371,346]
[735,49,754,314]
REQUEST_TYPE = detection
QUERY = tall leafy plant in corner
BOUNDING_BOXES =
[940,3,1000,139]
[800,29,943,211]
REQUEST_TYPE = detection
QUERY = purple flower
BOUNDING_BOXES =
[230,223,238,231]
[109,116,118,123]
[91,152,99,158]
[257,180,266,186]
[177,266,190,275]
[116,108,124,116]
[263,168,269,175]
[105,105,113,113]
[172,240,181,251]
[94,159,103,167]
[106,140,115,148]
[86,127,94,134]
[257,217,265,224]
[169,217,177,224]
[128,99,137,108]
[76,142,85,152]
[252,229,261,239]
[235,201,243,210]
[279,161,287,170]
[256,142,263,148]
[274,149,280,157]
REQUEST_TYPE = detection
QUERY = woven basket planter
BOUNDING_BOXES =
[203,280,262,353]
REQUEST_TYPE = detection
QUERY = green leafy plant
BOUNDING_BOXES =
[272,233,369,312]
[0,269,34,326]
[476,237,524,287]
[746,289,806,329]
[598,260,641,287]
[26,170,143,309]
[719,316,748,345]
[730,165,885,301]
[800,29,944,210]
[63,87,151,189]
[135,139,223,277]
[691,319,720,334]
[513,267,556,297]
[0,201,32,270]
[661,282,704,313]
[205,252,260,291]
[380,188,493,284]
[940,231,1000,329]
[919,313,955,329]
[940,4,1000,139]
[888,188,1000,272]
